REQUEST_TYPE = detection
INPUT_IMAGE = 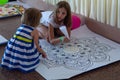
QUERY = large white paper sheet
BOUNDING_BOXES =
[36,25,120,80]
[0,35,8,45]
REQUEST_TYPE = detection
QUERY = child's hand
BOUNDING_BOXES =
[46,35,50,43]
[41,52,47,58]
[50,39,59,45]
[63,37,70,43]
[38,48,47,58]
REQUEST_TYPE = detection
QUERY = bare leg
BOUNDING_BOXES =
[36,25,48,39]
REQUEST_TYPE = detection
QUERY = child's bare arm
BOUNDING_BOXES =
[48,24,61,44]
[31,29,47,58]
[48,24,70,45]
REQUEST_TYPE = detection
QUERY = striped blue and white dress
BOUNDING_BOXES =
[1,24,40,72]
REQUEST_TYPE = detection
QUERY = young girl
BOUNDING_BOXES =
[1,8,47,72]
[37,1,72,45]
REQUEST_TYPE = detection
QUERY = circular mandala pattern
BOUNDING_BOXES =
[41,37,112,71]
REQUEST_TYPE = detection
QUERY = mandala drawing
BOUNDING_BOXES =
[39,37,113,71]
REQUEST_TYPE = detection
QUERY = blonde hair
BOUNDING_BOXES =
[54,1,72,27]
[21,8,42,27]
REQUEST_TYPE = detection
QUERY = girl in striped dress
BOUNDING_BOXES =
[1,8,47,73]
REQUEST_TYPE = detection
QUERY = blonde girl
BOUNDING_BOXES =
[1,8,47,73]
